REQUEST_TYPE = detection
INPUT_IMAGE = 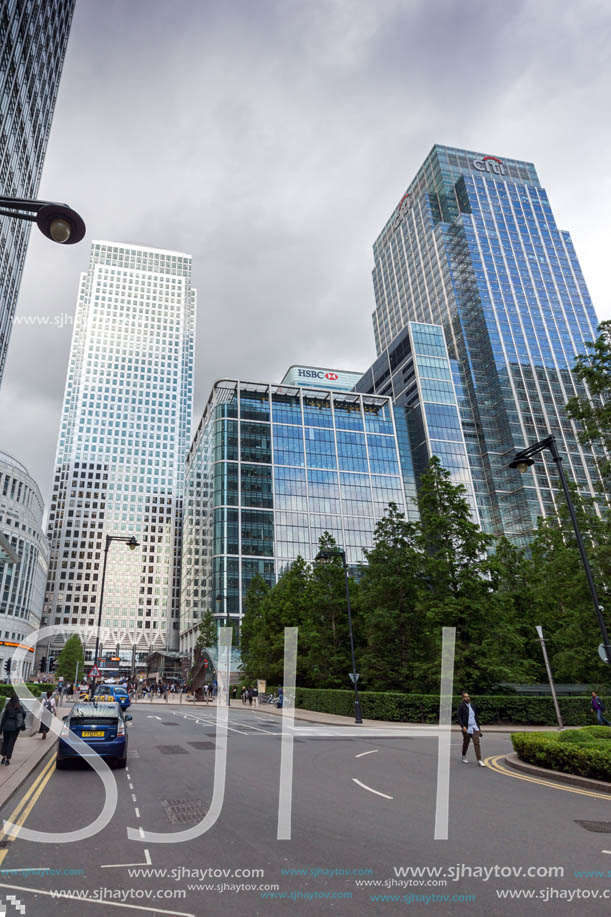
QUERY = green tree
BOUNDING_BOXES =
[240,559,311,685]
[358,503,426,690]
[305,533,356,689]
[566,320,611,482]
[195,610,217,649]
[416,457,527,691]
[529,485,611,682]
[56,635,85,683]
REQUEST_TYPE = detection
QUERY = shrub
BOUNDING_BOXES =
[512,729,611,781]
[295,688,598,725]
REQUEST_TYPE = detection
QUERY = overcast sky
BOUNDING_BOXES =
[1,0,610,508]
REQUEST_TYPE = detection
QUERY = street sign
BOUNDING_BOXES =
[349,673,360,683]
[598,644,609,664]
[88,665,101,678]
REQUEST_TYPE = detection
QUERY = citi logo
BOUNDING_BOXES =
[472,155,506,176]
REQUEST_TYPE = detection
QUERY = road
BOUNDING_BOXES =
[0,704,609,915]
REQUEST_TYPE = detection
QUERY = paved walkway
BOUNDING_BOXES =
[0,701,70,810]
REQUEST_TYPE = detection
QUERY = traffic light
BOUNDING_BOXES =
[48,656,56,673]
[40,656,47,673]
[4,659,11,676]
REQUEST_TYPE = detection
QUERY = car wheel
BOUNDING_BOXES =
[55,758,67,770]
[115,756,127,769]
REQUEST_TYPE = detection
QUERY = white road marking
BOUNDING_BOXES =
[102,849,152,869]
[139,826,145,839]
[355,750,379,758]
[131,794,137,802]
[129,783,134,790]
[173,711,249,736]
[0,882,195,916]
[146,715,162,721]
[134,807,140,818]
[0,867,50,873]
[352,778,394,800]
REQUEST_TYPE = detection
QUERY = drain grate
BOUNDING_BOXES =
[575,820,611,833]
[157,745,189,755]
[161,798,208,824]
[188,741,215,750]
[161,722,179,726]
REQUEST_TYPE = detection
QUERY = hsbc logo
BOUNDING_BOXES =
[472,155,506,176]
[297,369,339,381]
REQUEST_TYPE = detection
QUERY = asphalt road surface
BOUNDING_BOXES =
[0,705,609,916]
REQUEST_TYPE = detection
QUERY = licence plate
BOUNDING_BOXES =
[81,731,104,737]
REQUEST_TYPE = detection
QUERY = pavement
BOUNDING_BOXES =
[0,702,70,810]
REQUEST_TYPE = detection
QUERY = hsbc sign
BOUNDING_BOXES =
[298,370,339,381]
[472,155,506,176]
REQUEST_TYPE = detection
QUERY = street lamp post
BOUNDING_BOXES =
[93,535,139,680]
[0,196,85,244]
[508,434,611,666]
[315,547,363,725]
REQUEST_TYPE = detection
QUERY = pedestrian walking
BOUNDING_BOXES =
[591,691,611,726]
[252,685,259,708]
[38,690,56,740]
[457,691,486,767]
[241,686,247,705]
[247,687,253,706]
[1,694,27,765]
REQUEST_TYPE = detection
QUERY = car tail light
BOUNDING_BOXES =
[117,720,125,736]
[61,722,70,738]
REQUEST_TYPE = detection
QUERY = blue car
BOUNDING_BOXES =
[93,684,131,710]
[57,701,131,769]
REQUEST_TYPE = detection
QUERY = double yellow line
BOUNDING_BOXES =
[0,753,56,866]
[486,754,611,800]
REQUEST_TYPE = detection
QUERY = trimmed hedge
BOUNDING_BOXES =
[294,688,600,725]
[0,684,42,698]
[512,727,611,781]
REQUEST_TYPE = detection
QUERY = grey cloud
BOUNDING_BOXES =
[1,0,609,507]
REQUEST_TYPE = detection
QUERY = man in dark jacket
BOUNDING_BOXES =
[457,691,486,767]
[0,695,26,765]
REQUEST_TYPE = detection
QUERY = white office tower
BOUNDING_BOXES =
[43,242,196,673]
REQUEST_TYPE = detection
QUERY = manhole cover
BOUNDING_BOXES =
[575,820,611,833]
[161,722,179,726]
[188,741,215,750]
[161,799,208,824]
[157,745,189,755]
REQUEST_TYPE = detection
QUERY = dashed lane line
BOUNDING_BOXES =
[355,750,379,759]
[352,778,393,800]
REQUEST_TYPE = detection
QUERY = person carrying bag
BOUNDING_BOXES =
[1,694,27,765]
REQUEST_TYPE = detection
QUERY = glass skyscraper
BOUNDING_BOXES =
[181,378,417,657]
[0,0,76,382]
[371,144,606,543]
[44,241,196,670]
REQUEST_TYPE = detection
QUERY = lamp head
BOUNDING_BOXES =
[508,456,535,473]
[127,536,139,551]
[36,202,86,245]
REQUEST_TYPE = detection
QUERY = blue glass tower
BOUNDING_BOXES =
[372,145,606,543]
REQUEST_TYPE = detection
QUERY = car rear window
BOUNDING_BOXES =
[71,717,117,726]
[70,703,118,719]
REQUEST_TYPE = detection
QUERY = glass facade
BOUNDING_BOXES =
[0,0,76,382]
[0,451,48,680]
[44,242,196,664]
[371,144,607,543]
[181,380,417,657]
[356,321,479,520]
